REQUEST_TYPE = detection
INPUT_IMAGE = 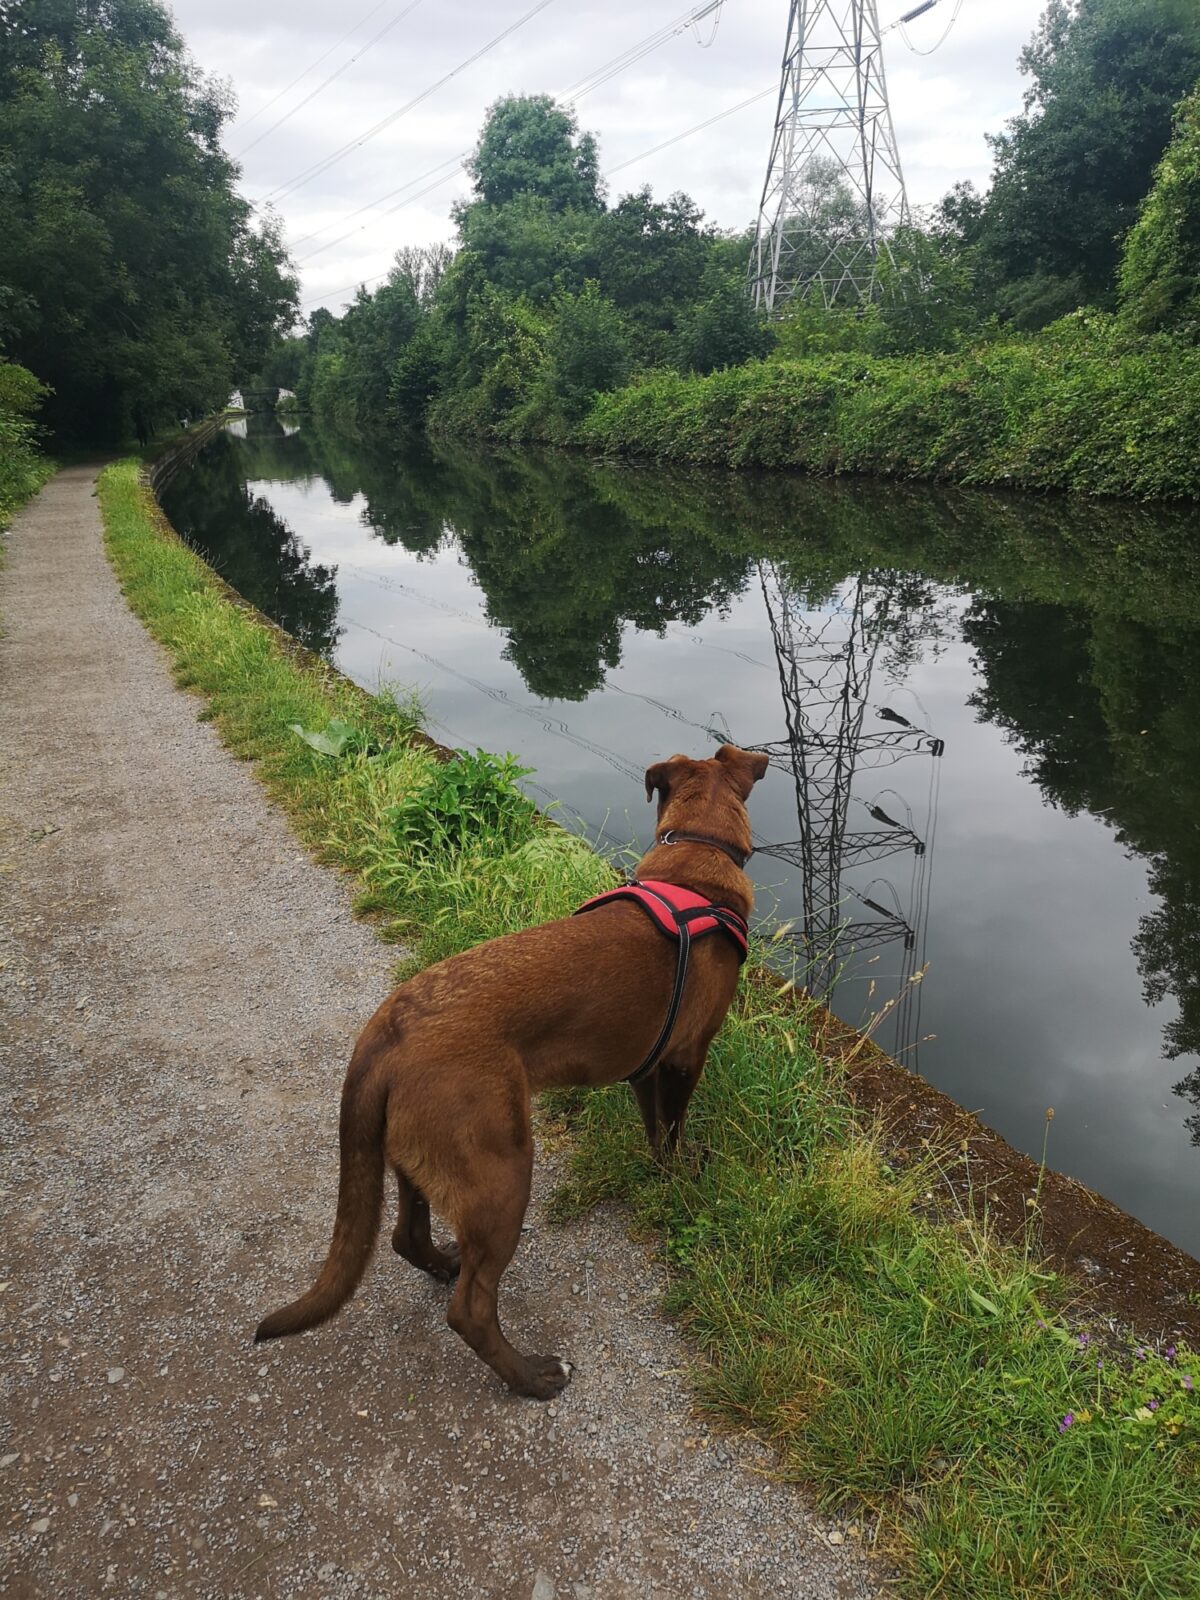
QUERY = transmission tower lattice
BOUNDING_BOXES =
[747,564,943,1060]
[750,0,910,312]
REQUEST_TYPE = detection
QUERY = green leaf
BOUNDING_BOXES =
[967,1285,1001,1318]
[288,718,361,757]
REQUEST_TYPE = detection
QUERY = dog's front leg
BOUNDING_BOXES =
[657,1058,705,1159]
[629,1068,663,1156]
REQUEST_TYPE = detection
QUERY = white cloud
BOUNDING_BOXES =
[165,0,1049,311]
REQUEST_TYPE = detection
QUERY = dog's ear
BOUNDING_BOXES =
[714,744,770,798]
[645,755,685,804]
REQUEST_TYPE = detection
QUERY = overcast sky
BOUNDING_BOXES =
[166,0,1049,315]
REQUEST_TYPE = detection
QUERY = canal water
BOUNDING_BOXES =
[161,415,1200,1258]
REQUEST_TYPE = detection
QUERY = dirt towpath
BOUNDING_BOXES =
[0,467,883,1599]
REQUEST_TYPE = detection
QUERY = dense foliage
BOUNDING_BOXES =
[949,0,1200,327]
[1120,83,1200,338]
[291,94,766,439]
[0,0,297,440]
[577,314,1200,499]
[0,355,50,526]
[282,2,1200,498]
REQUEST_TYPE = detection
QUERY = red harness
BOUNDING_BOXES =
[573,880,749,1084]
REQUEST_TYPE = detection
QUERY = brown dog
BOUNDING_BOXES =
[255,744,768,1398]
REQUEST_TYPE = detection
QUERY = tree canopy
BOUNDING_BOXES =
[464,94,602,213]
[966,0,1200,322]
[0,0,297,439]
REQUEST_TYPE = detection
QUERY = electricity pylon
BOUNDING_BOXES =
[750,564,942,1060]
[750,0,910,312]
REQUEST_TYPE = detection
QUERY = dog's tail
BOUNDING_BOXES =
[254,1045,387,1344]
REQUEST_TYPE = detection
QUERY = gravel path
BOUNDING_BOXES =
[0,467,884,1599]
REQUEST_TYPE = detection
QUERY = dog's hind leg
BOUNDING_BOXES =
[445,1138,570,1401]
[391,1170,461,1283]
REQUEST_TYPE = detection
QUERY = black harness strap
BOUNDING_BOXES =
[574,883,749,1085]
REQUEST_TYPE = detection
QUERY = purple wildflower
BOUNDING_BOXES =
[1165,1345,1177,1361]
[1148,1400,1159,1412]
[1078,1332,1091,1349]
[1184,1376,1194,1393]
[1134,1347,1147,1361]
[1059,1413,1075,1433]
[1096,1359,1104,1371]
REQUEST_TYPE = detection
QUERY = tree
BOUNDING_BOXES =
[1120,83,1200,338]
[976,0,1200,318]
[672,268,774,374]
[390,243,454,309]
[465,95,602,213]
[455,193,591,303]
[584,189,713,339]
[0,0,297,439]
[865,225,981,355]
[545,282,631,420]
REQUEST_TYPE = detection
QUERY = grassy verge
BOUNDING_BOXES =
[576,317,1200,500]
[99,454,1200,1597]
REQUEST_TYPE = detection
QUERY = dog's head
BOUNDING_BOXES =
[644,744,769,847]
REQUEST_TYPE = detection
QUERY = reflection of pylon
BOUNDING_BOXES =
[752,564,941,1048]
[749,0,909,312]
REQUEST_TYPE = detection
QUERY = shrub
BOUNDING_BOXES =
[0,356,50,527]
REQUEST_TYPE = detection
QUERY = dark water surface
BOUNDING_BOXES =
[162,416,1200,1257]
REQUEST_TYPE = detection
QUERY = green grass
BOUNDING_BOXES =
[98,454,1200,1598]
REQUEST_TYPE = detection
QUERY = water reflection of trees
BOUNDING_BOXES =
[160,424,341,656]
[964,601,1200,1142]
[190,415,1200,1137]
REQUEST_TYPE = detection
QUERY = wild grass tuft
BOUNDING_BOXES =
[98,455,1200,1599]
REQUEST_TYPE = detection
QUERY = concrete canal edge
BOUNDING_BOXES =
[145,420,1200,1342]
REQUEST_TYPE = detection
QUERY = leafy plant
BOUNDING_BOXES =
[288,717,369,758]
[384,748,537,860]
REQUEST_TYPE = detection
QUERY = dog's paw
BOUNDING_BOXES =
[514,1355,573,1401]
[425,1243,462,1283]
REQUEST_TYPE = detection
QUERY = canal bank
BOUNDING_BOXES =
[0,462,885,1600]
[96,429,1200,1597]
[161,415,1200,1262]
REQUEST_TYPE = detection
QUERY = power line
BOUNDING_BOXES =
[230,0,393,134]
[898,0,965,55]
[260,0,559,205]
[235,0,427,160]
[299,79,776,310]
[290,0,726,261]
[296,156,468,264]
[606,82,775,177]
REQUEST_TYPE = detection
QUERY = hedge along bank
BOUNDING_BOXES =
[93,443,1200,1600]
[572,318,1200,501]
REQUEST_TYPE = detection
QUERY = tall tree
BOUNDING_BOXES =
[464,94,602,213]
[0,0,297,439]
[976,0,1200,320]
